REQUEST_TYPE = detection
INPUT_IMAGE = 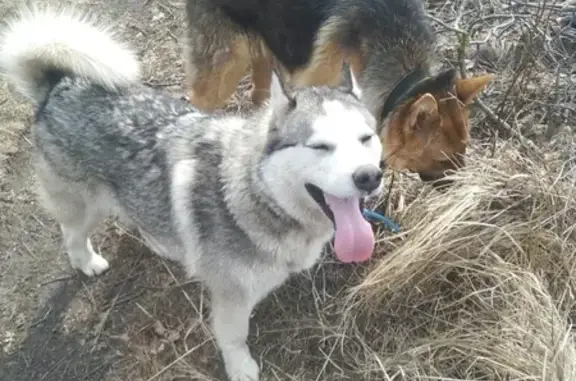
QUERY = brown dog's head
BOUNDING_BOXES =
[381,70,493,186]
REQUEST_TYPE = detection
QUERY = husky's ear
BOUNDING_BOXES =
[270,68,296,109]
[339,61,362,98]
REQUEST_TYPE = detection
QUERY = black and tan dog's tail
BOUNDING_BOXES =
[0,6,140,104]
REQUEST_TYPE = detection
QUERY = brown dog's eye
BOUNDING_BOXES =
[438,157,463,170]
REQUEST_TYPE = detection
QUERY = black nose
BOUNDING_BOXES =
[352,165,383,193]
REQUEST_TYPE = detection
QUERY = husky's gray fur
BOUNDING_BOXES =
[0,7,383,381]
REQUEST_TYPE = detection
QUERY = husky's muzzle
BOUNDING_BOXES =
[305,183,335,223]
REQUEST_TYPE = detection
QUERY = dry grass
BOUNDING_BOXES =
[339,144,576,380]
[323,0,576,379]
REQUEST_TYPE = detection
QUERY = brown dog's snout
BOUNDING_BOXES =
[418,171,455,190]
[419,160,463,189]
[419,171,446,182]
[418,155,464,187]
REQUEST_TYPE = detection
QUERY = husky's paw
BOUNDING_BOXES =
[225,353,260,381]
[76,254,110,277]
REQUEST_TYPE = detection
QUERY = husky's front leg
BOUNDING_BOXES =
[211,288,260,381]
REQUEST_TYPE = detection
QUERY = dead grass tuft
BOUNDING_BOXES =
[331,2,576,377]
[339,143,576,380]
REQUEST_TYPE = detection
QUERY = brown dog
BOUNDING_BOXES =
[183,0,493,183]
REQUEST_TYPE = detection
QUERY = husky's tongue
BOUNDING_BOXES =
[324,195,375,263]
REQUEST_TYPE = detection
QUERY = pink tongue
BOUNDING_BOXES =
[324,195,375,263]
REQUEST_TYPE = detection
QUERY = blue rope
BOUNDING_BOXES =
[362,209,401,234]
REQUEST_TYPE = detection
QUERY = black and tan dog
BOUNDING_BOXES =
[183,0,494,183]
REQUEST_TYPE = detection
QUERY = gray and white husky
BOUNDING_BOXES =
[0,7,383,381]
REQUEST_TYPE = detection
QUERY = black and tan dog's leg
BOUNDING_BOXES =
[249,50,272,106]
[289,41,345,88]
[185,38,251,112]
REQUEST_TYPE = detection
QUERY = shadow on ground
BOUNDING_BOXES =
[0,278,116,381]
[0,234,170,381]
[0,224,363,381]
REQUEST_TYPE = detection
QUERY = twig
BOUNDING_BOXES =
[544,65,562,139]
[456,33,470,78]
[475,98,535,149]
[383,172,395,216]
[39,275,73,286]
[144,338,212,381]
[91,292,120,347]
[167,28,179,42]
[30,305,54,328]
[454,0,473,31]
[143,80,180,88]
[428,15,467,34]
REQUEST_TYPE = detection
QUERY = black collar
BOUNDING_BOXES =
[379,68,429,121]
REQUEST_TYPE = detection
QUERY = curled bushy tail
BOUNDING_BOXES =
[0,6,140,103]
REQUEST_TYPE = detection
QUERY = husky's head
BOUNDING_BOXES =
[261,64,382,263]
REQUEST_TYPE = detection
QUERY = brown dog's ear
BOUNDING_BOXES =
[406,93,438,132]
[454,74,493,105]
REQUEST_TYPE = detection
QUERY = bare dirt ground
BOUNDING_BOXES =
[1,0,575,380]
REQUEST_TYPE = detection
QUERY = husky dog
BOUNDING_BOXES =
[0,7,383,381]
[184,0,494,184]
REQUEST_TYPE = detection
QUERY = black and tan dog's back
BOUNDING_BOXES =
[184,0,494,183]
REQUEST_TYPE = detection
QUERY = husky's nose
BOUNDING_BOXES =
[352,165,383,193]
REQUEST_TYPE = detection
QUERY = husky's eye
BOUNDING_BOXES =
[265,138,296,155]
[277,143,296,150]
[308,143,333,151]
[360,134,373,144]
